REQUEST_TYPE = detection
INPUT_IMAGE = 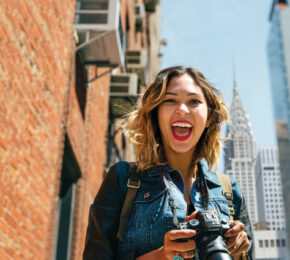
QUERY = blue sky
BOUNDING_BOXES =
[161,0,277,169]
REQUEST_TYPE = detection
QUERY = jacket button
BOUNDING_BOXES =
[143,192,150,198]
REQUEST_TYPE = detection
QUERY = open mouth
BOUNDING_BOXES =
[171,121,193,141]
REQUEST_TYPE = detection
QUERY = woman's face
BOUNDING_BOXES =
[157,74,209,155]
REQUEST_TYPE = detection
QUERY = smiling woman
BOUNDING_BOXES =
[83,66,253,260]
[125,66,229,172]
[158,74,209,158]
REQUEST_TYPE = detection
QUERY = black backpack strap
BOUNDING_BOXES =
[117,163,140,241]
[217,173,235,222]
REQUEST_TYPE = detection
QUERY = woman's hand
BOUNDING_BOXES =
[137,229,196,260]
[161,229,197,259]
[224,220,250,260]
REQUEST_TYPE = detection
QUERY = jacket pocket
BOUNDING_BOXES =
[129,189,167,230]
[209,197,231,222]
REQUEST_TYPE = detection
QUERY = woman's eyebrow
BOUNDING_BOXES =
[165,92,201,96]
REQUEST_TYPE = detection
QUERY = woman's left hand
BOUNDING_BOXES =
[224,220,250,259]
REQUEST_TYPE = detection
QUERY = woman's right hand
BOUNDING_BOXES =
[136,229,196,260]
[160,229,197,259]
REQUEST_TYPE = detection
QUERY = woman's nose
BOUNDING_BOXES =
[176,103,189,115]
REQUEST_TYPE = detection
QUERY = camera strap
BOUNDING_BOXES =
[163,164,210,227]
[198,163,209,210]
[163,173,180,228]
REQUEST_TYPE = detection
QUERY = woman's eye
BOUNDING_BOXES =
[189,99,201,105]
[163,99,176,103]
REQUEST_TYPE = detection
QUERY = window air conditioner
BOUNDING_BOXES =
[135,3,145,32]
[143,0,157,12]
[74,0,125,66]
[110,73,138,97]
[125,49,148,85]
[125,49,147,70]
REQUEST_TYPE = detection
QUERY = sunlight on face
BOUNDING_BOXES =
[158,74,209,156]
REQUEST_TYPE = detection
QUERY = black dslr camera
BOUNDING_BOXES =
[178,210,232,260]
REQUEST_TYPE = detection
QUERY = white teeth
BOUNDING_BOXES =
[171,122,192,128]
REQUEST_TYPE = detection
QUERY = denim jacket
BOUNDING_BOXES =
[83,160,253,259]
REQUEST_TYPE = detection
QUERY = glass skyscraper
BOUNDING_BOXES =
[267,1,290,253]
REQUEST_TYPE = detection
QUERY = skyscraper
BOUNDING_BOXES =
[224,79,258,227]
[255,147,286,230]
[267,1,290,252]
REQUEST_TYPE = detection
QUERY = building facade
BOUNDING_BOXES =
[254,230,289,260]
[267,1,290,254]
[255,147,286,231]
[224,79,258,227]
[0,0,161,259]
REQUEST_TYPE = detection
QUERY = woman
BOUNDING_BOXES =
[83,66,252,260]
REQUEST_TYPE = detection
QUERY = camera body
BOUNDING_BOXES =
[178,210,231,238]
[178,210,232,260]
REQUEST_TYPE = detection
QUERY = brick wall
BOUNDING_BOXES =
[69,66,110,260]
[0,0,76,259]
[0,0,154,259]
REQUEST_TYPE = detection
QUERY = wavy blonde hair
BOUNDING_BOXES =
[123,66,229,171]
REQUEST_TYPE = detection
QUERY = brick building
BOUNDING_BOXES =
[0,0,161,259]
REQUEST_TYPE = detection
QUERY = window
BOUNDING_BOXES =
[54,135,82,260]
[271,240,274,247]
[282,239,286,247]
[277,239,280,247]
[265,240,269,247]
[259,240,263,248]
[75,52,88,119]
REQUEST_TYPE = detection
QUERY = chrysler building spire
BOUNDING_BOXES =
[229,81,253,137]
[223,73,258,227]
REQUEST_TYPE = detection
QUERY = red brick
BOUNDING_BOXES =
[0,136,8,150]
[0,0,151,259]
[4,212,18,229]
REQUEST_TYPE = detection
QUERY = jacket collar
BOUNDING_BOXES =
[146,159,221,187]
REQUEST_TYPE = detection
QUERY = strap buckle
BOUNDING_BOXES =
[229,206,235,216]
[224,192,233,200]
[127,178,140,189]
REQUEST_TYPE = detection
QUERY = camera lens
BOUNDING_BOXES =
[198,236,232,260]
